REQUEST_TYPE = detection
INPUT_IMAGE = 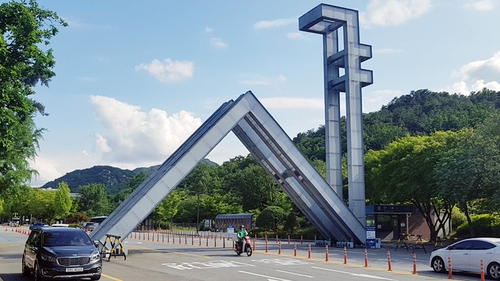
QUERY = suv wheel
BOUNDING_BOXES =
[21,256,30,277]
[34,262,44,281]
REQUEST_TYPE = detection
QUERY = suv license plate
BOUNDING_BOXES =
[66,267,83,272]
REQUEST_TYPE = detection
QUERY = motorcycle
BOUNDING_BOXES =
[235,235,252,256]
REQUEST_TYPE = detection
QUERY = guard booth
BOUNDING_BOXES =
[215,214,253,232]
[366,205,430,241]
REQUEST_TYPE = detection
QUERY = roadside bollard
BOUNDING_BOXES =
[191,235,194,245]
[223,237,226,248]
[325,244,329,262]
[276,234,279,244]
[343,246,347,264]
[199,235,201,246]
[214,236,217,248]
[413,253,417,275]
[278,242,282,255]
[265,238,268,253]
[252,238,256,251]
[480,260,485,281]
[288,235,290,244]
[387,251,392,271]
[308,244,311,259]
[364,248,369,267]
[206,236,209,247]
[448,256,452,279]
[294,241,297,256]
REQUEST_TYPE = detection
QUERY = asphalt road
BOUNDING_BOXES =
[0,226,487,281]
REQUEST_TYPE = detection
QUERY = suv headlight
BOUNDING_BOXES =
[41,253,57,262]
[90,252,101,262]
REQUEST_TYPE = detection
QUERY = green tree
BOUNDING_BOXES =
[365,132,454,241]
[78,184,109,217]
[26,188,55,222]
[154,189,183,228]
[53,181,72,220]
[256,206,286,232]
[0,0,66,196]
[111,171,148,208]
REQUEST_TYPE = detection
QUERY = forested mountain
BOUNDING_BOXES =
[41,159,217,194]
[294,88,500,159]
[42,166,137,194]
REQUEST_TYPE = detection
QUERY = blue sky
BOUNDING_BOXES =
[20,0,500,186]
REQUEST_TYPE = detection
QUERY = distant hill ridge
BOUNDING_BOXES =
[42,159,217,194]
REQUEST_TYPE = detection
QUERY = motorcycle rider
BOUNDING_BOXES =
[237,225,248,251]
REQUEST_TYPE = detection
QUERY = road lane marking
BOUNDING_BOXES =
[163,260,253,270]
[252,258,312,266]
[238,270,291,281]
[276,269,315,278]
[102,273,123,281]
[312,266,396,280]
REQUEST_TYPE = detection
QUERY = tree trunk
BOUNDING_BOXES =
[463,202,474,237]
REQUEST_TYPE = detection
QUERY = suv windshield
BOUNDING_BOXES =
[42,231,93,247]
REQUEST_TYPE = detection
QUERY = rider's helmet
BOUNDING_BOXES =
[240,225,245,229]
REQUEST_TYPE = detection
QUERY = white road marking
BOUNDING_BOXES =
[163,260,252,270]
[252,258,312,266]
[276,269,315,278]
[239,270,291,281]
[312,266,396,280]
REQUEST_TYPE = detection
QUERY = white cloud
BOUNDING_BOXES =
[464,0,496,11]
[287,32,307,40]
[238,75,287,86]
[30,96,204,186]
[449,51,500,94]
[254,18,296,29]
[90,95,202,165]
[205,26,213,33]
[29,150,97,187]
[360,0,433,28]
[260,97,323,110]
[135,58,194,83]
[210,37,227,49]
[239,79,269,86]
[363,89,403,112]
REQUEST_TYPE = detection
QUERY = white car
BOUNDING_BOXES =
[429,237,500,280]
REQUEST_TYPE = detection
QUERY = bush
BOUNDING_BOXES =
[451,207,466,231]
[454,214,500,238]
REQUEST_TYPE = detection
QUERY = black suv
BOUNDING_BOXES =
[22,226,102,280]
